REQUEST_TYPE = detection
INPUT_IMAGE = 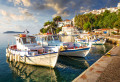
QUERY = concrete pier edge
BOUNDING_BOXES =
[72,44,117,82]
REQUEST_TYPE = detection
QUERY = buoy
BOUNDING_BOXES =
[105,52,111,57]
[117,44,119,47]
[10,54,13,61]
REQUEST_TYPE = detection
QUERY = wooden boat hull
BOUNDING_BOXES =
[59,48,90,57]
[6,49,58,68]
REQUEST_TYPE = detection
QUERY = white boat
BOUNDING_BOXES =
[75,36,106,45]
[36,34,63,47]
[6,34,59,68]
[59,42,92,57]
[37,34,91,57]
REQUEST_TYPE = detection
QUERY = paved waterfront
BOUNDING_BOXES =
[73,43,120,82]
[97,46,120,82]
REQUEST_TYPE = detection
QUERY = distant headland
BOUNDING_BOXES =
[3,31,24,34]
[3,30,29,34]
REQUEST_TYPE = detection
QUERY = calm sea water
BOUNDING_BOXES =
[0,33,114,82]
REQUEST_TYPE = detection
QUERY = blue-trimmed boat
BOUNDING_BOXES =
[59,42,92,57]
[75,36,106,45]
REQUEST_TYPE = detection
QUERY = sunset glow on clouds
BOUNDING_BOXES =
[0,0,119,33]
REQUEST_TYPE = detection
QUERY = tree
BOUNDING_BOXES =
[44,21,52,26]
[56,27,62,33]
[53,16,62,22]
[114,20,120,33]
[40,28,47,33]
[83,22,91,31]
[46,22,57,34]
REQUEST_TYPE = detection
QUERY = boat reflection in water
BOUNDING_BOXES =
[56,56,89,69]
[6,55,90,82]
[6,59,57,82]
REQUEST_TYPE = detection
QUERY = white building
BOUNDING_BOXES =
[57,21,64,27]
[57,19,72,27]
[84,2,120,15]
[62,25,79,35]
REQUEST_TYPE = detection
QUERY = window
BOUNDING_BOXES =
[22,38,30,44]
[31,38,36,43]
[48,36,53,41]
[53,35,59,40]
[22,37,36,44]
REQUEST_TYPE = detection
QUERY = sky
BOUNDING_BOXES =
[0,0,119,33]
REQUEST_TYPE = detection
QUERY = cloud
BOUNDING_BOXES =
[30,0,71,17]
[80,9,90,13]
[7,0,120,18]
[44,1,69,17]
[0,9,37,22]
[80,7,90,13]
[8,0,31,7]
[18,7,32,16]
[1,10,8,16]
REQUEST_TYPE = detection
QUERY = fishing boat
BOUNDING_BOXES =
[6,34,59,68]
[37,34,92,57]
[75,36,106,45]
[36,33,63,47]
[59,42,92,57]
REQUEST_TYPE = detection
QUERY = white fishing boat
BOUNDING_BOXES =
[75,35,106,45]
[36,33,63,47]
[59,42,92,57]
[6,34,59,68]
[37,34,91,57]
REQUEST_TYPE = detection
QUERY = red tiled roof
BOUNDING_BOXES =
[63,25,73,27]
[64,19,71,21]
[97,29,110,31]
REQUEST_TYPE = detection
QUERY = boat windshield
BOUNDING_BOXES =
[22,37,36,44]
[48,36,53,41]
[47,35,59,41]
[53,35,59,40]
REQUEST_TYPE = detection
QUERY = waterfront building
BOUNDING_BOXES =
[84,2,120,15]
[93,28,118,35]
[57,19,73,27]
[61,25,79,35]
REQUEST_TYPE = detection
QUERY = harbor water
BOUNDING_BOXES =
[0,33,114,82]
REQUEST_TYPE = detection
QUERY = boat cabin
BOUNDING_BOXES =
[37,35,62,46]
[15,34,40,51]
